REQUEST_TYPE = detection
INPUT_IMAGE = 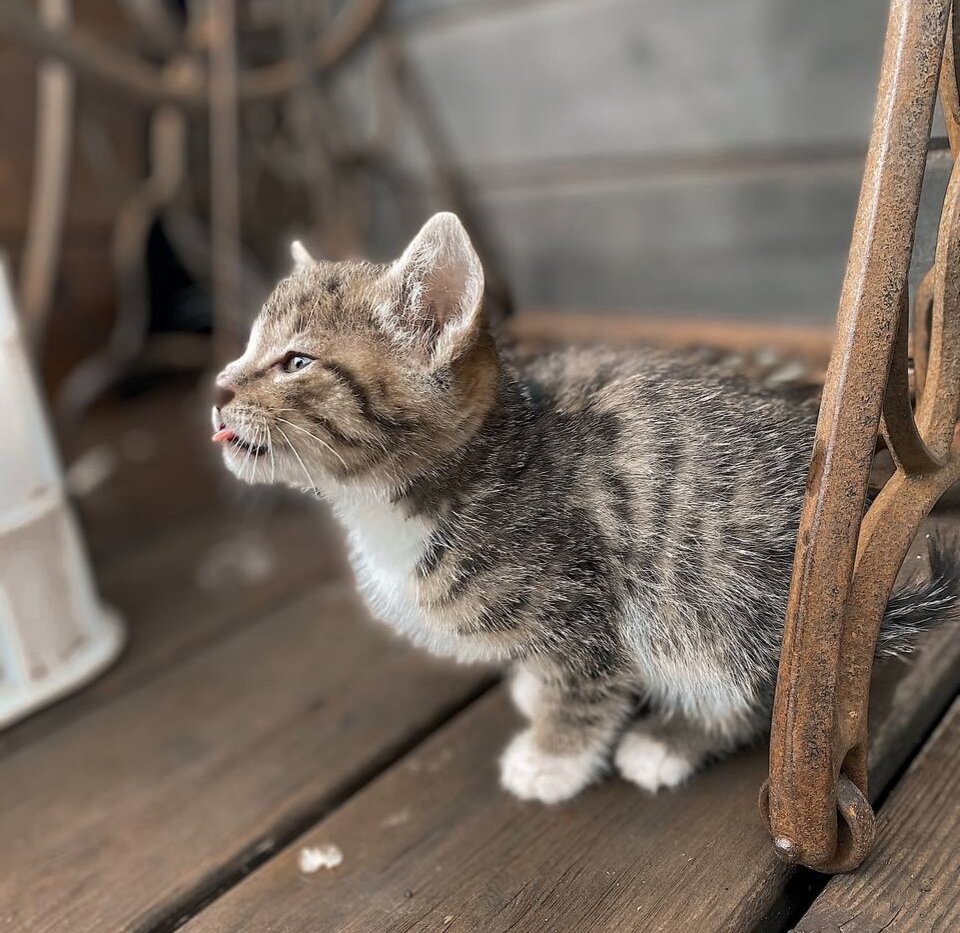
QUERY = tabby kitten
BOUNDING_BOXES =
[212,213,958,803]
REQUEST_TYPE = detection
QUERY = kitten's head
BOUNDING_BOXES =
[212,212,498,493]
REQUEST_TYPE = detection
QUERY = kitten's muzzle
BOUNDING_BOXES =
[213,382,235,408]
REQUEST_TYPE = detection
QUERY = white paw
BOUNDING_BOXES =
[509,668,543,720]
[499,729,600,804]
[614,731,696,792]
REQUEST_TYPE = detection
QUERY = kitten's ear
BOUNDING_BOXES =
[290,239,315,271]
[387,212,485,360]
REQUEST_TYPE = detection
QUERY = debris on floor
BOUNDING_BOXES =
[65,444,118,497]
[298,844,344,874]
[195,535,276,590]
[380,808,411,829]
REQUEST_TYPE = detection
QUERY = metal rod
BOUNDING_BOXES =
[55,105,187,423]
[18,0,74,352]
[762,0,955,873]
[208,0,242,363]
[0,0,386,108]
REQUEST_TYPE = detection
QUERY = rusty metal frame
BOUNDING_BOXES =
[759,0,960,873]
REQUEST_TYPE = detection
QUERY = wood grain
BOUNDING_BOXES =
[181,620,960,933]
[0,384,349,756]
[795,697,960,932]
[8,345,957,932]
[0,387,492,932]
[512,310,835,364]
[0,502,345,757]
[0,583,488,933]
[65,384,234,561]
[398,0,886,165]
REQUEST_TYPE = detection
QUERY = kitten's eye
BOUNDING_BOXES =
[280,353,314,374]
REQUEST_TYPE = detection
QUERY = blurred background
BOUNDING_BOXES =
[2,0,947,413]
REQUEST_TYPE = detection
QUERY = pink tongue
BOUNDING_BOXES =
[212,428,237,444]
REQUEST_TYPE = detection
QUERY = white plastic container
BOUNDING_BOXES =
[0,257,123,728]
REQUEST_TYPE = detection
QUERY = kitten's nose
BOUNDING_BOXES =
[213,381,235,409]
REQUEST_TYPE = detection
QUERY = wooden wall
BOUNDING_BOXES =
[345,0,940,323]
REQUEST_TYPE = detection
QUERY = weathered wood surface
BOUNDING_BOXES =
[513,311,834,364]
[0,503,343,757]
[64,385,233,560]
[0,581,488,933]
[183,615,960,933]
[395,0,887,165]
[354,3,948,323]
[0,384,347,757]
[0,387,487,932]
[794,696,960,932]
[6,375,960,933]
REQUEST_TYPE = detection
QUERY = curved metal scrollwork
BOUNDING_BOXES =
[882,290,941,474]
[760,0,960,873]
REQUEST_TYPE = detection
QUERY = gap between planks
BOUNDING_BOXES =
[149,678,495,933]
[793,691,960,932]
[0,501,345,758]
[178,527,960,933]
[0,582,491,933]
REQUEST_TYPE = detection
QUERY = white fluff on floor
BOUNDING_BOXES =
[298,843,344,874]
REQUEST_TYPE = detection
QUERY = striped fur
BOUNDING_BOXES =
[213,213,960,803]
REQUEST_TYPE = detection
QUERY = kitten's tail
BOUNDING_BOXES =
[877,533,960,657]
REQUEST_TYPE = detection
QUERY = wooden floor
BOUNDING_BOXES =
[3,329,960,932]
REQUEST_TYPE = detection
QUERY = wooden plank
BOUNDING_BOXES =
[181,600,960,933]
[185,690,783,933]
[472,158,951,322]
[512,310,835,364]
[0,501,345,757]
[0,582,489,933]
[63,385,231,560]
[795,697,960,932]
[359,160,865,322]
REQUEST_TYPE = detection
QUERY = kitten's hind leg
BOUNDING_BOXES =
[615,708,761,793]
[500,672,632,804]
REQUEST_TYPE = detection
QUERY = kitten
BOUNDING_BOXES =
[211,212,959,803]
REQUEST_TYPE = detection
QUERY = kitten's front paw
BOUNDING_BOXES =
[499,729,600,804]
[508,668,543,720]
[614,730,696,792]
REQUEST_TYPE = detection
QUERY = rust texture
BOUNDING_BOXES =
[760,0,960,873]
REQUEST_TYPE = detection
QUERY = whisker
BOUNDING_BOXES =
[252,422,268,480]
[276,417,350,472]
[274,424,317,492]
[268,423,276,484]
[277,407,386,455]
[225,410,273,477]
[239,417,254,480]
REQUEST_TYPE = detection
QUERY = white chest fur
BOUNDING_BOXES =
[328,487,509,662]
[330,493,459,656]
